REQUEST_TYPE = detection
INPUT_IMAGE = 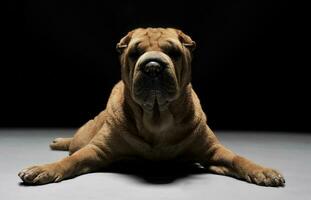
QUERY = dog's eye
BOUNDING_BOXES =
[128,42,144,60]
[166,48,181,60]
[128,50,140,60]
[128,47,143,60]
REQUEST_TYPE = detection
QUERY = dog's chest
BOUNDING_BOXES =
[142,110,174,133]
[133,139,185,161]
[142,144,182,160]
[122,109,195,160]
[122,126,195,161]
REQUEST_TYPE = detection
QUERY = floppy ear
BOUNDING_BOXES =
[116,31,134,54]
[177,30,196,52]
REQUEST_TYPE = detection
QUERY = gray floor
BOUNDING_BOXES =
[0,129,310,200]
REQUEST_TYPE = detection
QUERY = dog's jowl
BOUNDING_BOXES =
[18,28,285,186]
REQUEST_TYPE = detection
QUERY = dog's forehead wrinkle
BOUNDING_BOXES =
[129,38,140,47]
[137,29,162,48]
[159,39,181,50]
[131,28,180,51]
[156,31,163,47]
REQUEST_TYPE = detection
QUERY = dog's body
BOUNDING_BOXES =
[19,28,285,186]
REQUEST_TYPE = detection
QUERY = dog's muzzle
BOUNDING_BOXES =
[132,51,178,112]
[136,51,171,77]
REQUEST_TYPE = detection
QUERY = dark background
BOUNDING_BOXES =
[2,1,308,132]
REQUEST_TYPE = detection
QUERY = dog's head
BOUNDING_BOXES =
[117,28,196,112]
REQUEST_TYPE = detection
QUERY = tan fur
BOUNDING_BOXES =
[18,28,285,186]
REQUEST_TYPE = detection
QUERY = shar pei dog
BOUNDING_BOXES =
[18,28,285,186]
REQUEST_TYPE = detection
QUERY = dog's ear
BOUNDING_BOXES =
[177,30,196,52]
[116,31,134,54]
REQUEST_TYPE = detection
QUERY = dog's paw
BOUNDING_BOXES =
[244,167,285,187]
[18,165,64,185]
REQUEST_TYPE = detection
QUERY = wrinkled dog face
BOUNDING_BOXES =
[117,28,196,112]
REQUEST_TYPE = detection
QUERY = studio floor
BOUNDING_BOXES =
[0,129,310,200]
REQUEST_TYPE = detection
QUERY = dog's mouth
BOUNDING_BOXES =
[133,73,175,112]
[131,51,179,112]
[141,90,170,111]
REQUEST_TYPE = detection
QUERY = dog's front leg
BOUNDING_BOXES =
[18,144,108,185]
[200,126,285,187]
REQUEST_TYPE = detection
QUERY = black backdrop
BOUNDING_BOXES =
[2,1,308,132]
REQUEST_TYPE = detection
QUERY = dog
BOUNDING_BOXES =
[18,28,285,186]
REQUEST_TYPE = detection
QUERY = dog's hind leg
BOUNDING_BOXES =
[50,137,72,151]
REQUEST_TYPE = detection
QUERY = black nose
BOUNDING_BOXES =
[142,61,163,77]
